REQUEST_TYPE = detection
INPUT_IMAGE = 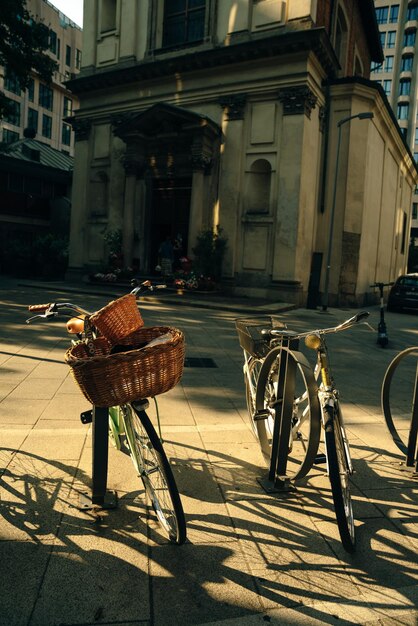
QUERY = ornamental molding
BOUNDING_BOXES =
[277,86,318,118]
[71,118,92,141]
[219,94,247,120]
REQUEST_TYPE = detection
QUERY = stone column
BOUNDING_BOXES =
[217,94,247,277]
[274,87,317,293]
[66,118,92,281]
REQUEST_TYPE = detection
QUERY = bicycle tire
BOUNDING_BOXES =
[324,404,356,553]
[244,355,263,436]
[381,346,418,455]
[121,404,186,545]
[255,347,321,480]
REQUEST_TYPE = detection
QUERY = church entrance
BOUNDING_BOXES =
[150,177,192,272]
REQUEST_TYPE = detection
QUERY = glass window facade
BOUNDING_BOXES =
[376,6,389,24]
[42,114,52,138]
[39,83,53,110]
[389,4,399,23]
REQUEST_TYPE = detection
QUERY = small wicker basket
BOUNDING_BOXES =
[90,293,143,342]
[65,326,185,407]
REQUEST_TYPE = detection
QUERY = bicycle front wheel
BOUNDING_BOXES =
[121,404,186,545]
[324,404,355,553]
[381,346,418,455]
[255,348,321,480]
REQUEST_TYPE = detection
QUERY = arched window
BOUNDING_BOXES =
[245,159,272,214]
[334,5,348,75]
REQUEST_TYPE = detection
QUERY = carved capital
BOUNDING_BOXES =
[190,154,212,173]
[219,94,247,120]
[278,86,317,118]
[123,157,145,177]
[71,118,92,141]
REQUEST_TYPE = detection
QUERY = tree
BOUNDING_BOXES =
[0,0,58,118]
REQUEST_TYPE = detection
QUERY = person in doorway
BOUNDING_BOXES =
[158,235,174,278]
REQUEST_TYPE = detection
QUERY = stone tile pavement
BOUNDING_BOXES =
[0,276,417,625]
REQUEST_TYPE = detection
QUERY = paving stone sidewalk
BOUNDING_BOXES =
[0,277,417,626]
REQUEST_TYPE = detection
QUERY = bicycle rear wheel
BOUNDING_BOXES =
[255,348,321,480]
[244,355,263,436]
[324,403,355,553]
[381,346,418,455]
[121,404,186,545]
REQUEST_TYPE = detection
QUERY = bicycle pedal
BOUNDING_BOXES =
[254,410,270,421]
[314,453,327,464]
[80,409,93,424]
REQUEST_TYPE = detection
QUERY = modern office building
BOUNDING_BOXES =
[373,0,418,239]
[0,0,82,156]
[66,0,417,306]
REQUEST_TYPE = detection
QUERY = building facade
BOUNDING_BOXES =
[0,0,82,156]
[372,0,418,241]
[66,0,417,306]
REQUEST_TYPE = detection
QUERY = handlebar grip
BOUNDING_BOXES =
[28,303,51,312]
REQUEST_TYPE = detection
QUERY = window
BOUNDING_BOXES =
[163,0,206,48]
[49,29,57,55]
[76,48,82,69]
[383,79,392,95]
[334,5,348,73]
[399,79,411,95]
[380,32,386,48]
[397,103,409,119]
[2,129,19,144]
[415,127,418,143]
[407,5,418,21]
[414,152,418,162]
[57,38,61,60]
[387,31,396,48]
[384,55,394,72]
[401,211,407,254]
[376,6,389,24]
[61,122,71,146]
[404,30,416,47]
[4,69,21,95]
[401,55,414,71]
[63,97,73,117]
[101,0,117,32]
[389,4,399,23]
[42,114,52,138]
[27,108,38,132]
[66,45,71,67]
[27,78,35,102]
[413,203,418,219]
[39,83,53,110]
[371,61,383,73]
[5,99,21,126]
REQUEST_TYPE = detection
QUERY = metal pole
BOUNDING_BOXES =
[322,121,342,312]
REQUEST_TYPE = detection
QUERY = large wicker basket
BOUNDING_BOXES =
[90,293,143,342]
[65,326,185,407]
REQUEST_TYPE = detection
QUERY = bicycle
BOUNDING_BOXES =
[381,346,418,471]
[26,280,187,545]
[236,311,371,553]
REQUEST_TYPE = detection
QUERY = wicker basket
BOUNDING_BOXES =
[65,326,185,407]
[90,294,143,342]
[235,316,287,358]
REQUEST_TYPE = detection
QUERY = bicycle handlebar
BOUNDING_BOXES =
[26,280,165,324]
[268,311,372,341]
